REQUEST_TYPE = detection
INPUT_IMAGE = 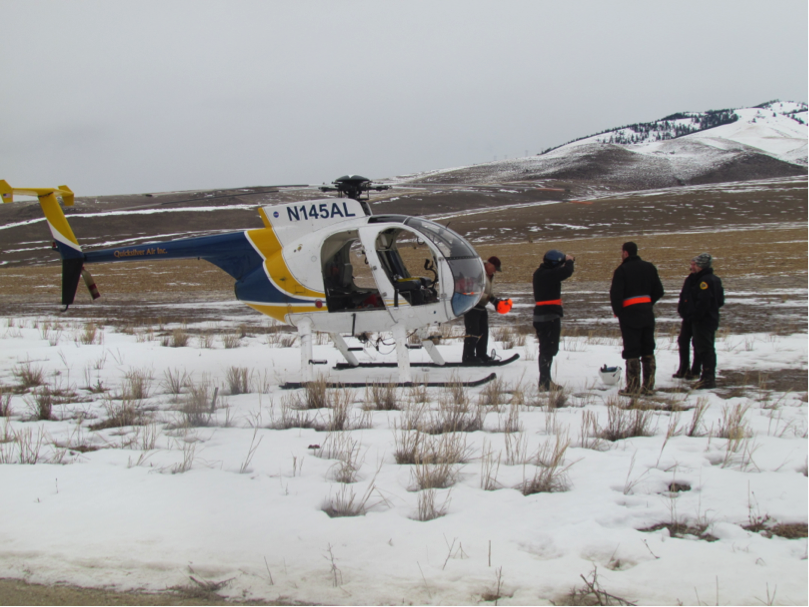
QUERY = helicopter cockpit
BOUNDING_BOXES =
[320,216,485,317]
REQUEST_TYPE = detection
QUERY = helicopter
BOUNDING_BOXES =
[1,175,513,385]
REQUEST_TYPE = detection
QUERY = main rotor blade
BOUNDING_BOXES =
[111,185,312,211]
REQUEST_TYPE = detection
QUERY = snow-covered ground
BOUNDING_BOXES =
[0,313,806,605]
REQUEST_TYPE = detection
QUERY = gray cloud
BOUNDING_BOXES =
[2,0,806,195]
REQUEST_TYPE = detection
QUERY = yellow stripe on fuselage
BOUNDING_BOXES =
[246,227,325,300]
[245,302,327,323]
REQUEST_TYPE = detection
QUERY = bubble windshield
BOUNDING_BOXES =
[404,217,485,316]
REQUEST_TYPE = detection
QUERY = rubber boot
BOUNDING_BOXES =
[641,354,656,395]
[619,358,641,396]
[538,357,560,391]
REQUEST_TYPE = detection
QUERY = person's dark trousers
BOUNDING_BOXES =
[463,307,489,361]
[618,321,655,360]
[692,319,718,386]
[534,318,561,387]
[675,320,701,377]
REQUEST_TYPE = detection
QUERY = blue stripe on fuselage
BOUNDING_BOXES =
[84,232,262,280]
[82,231,315,305]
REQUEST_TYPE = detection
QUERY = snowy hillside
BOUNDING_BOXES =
[545,100,808,167]
[394,101,807,195]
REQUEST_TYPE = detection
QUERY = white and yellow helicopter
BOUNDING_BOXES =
[1,176,511,385]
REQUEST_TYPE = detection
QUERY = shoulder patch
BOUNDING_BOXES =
[700,281,708,290]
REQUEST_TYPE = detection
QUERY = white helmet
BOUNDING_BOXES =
[599,364,622,386]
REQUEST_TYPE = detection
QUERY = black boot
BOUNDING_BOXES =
[538,357,560,391]
[619,359,641,396]
[462,336,480,364]
[695,352,716,389]
[685,352,702,380]
[672,350,690,378]
[641,354,656,395]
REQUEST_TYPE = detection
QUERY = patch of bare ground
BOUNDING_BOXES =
[0,227,806,345]
[638,522,719,542]
[718,369,809,396]
[741,521,809,539]
[0,577,302,606]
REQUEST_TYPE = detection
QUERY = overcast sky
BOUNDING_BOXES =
[2,0,807,196]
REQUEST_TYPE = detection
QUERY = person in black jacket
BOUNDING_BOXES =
[533,249,575,390]
[673,260,703,379]
[687,253,724,389]
[609,242,664,395]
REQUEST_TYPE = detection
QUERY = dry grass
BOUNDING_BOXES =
[0,394,11,417]
[122,368,153,400]
[363,382,401,411]
[221,331,242,349]
[476,227,808,285]
[410,460,459,491]
[415,488,451,522]
[24,388,54,421]
[2,223,804,307]
[322,484,377,518]
[600,403,655,442]
[520,434,572,495]
[480,439,502,490]
[393,429,469,465]
[327,440,362,483]
[478,376,506,407]
[162,367,188,397]
[557,566,635,606]
[225,366,251,395]
[13,362,46,390]
[162,327,190,348]
[181,379,216,427]
[0,424,54,465]
[91,395,145,430]
[715,403,752,440]
[314,388,368,432]
[265,396,314,430]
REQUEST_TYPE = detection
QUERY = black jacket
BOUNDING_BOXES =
[677,273,700,320]
[688,267,724,324]
[533,260,574,320]
[609,255,664,326]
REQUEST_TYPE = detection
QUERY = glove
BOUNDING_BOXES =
[496,298,513,314]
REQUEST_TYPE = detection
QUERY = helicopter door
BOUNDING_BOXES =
[357,227,398,316]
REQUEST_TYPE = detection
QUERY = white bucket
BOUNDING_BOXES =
[599,365,622,387]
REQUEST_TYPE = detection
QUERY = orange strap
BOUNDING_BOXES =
[535,299,562,306]
[623,296,651,307]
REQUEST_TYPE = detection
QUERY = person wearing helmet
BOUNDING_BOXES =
[533,249,575,390]
[463,255,511,364]
[609,242,664,396]
[684,253,724,389]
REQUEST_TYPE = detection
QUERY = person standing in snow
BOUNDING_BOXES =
[673,258,703,380]
[463,256,511,364]
[609,242,664,396]
[532,249,575,391]
[684,253,724,389]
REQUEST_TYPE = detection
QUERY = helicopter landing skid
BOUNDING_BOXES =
[280,372,497,390]
[333,353,520,370]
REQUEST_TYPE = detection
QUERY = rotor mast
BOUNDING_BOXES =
[319,175,390,216]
